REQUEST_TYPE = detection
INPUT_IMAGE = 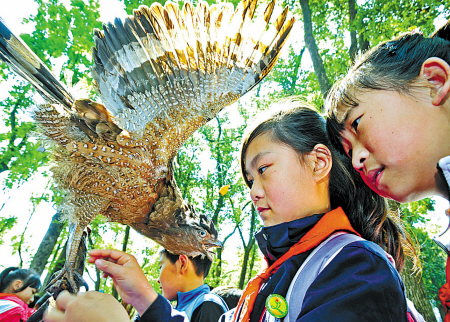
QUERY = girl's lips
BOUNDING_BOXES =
[257,207,269,214]
[366,166,385,190]
[375,167,385,189]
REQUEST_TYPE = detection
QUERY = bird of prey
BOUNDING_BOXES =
[0,0,294,295]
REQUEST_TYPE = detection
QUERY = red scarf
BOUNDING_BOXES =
[232,207,359,322]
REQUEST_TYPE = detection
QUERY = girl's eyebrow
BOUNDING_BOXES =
[340,108,352,124]
[249,151,271,170]
[341,104,360,124]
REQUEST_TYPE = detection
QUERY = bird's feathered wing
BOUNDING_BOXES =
[90,0,294,157]
[0,0,294,294]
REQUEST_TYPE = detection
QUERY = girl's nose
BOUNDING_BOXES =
[250,181,264,202]
[352,144,369,173]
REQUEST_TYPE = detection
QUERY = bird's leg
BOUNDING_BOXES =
[28,229,89,322]
[45,222,88,296]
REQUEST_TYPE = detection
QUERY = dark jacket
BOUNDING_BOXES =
[232,213,408,322]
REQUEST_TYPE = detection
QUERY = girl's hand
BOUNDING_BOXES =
[43,291,129,322]
[88,249,158,316]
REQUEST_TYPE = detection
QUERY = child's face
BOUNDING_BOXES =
[244,133,322,227]
[15,285,37,304]
[158,253,181,301]
[339,88,447,202]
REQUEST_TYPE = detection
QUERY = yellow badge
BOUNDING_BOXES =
[265,294,288,318]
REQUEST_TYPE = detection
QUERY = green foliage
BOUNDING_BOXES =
[0,82,49,188]
[0,216,17,247]
[401,199,446,307]
[22,0,101,84]
[414,228,446,307]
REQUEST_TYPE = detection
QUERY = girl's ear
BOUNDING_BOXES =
[12,280,23,292]
[420,57,450,106]
[310,144,332,182]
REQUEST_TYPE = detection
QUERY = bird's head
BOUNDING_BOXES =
[195,214,223,260]
[157,214,222,261]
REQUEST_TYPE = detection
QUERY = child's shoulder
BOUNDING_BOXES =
[333,239,401,280]
[308,238,404,296]
[301,238,407,321]
[344,239,392,259]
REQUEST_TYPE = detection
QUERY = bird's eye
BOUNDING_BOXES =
[351,116,361,132]
[199,230,207,237]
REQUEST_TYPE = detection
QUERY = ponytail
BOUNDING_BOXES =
[331,155,414,271]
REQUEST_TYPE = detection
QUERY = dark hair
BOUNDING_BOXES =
[326,19,450,135]
[240,103,411,270]
[160,249,212,278]
[0,267,41,293]
[211,286,243,309]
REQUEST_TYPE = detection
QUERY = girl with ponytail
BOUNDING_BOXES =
[229,103,414,322]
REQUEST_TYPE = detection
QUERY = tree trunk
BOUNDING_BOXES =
[247,243,258,283]
[348,0,358,63]
[238,237,256,289]
[358,32,370,53]
[38,241,67,296]
[30,211,65,276]
[299,0,331,99]
[401,258,437,322]
[388,200,437,321]
[238,206,258,289]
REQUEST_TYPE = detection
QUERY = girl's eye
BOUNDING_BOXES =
[258,166,267,175]
[351,116,361,132]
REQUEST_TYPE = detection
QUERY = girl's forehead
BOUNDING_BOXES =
[246,134,273,155]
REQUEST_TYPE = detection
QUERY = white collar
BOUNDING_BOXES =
[438,155,450,201]
[439,156,450,189]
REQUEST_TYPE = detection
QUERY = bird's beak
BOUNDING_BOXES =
[204,240,223,261]
[205,240,223,250]
[212,240,223,249]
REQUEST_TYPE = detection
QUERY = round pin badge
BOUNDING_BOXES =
[265,294,288,318]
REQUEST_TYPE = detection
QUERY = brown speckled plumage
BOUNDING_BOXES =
[0,0,294,294]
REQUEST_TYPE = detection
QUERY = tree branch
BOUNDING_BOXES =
[349,0,358,63]
[300,0,331,99]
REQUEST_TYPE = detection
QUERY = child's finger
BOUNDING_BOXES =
[94,258,125,279]
[54,290,76,311]
[88,249,126,261]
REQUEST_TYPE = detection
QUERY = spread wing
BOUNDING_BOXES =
[0,0,295,297]
[91,0,295,159]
